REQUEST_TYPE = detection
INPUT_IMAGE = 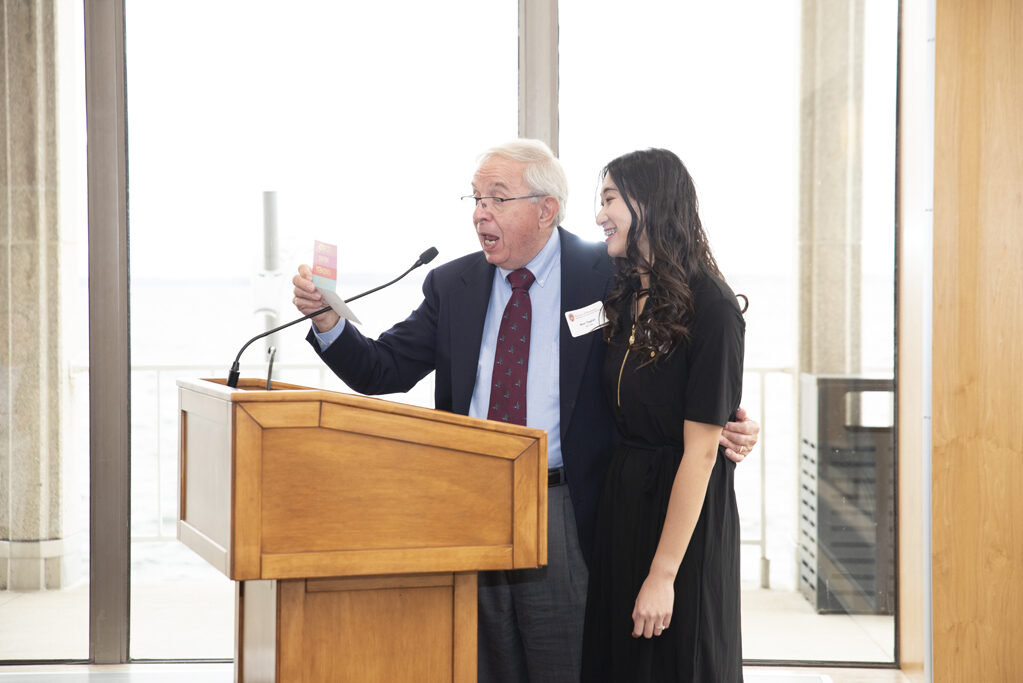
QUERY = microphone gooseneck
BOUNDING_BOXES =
[226,246,439,388]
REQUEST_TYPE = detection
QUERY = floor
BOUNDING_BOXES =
[0,663,912,682]
[0,558,908,681]
[741,588,894,662]
[0,582,895,662]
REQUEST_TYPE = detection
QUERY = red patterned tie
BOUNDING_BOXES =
[487,268,535,426]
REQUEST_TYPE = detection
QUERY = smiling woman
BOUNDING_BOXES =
[560,0,899,666]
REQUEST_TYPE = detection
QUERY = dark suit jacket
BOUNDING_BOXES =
[308,227,615,562]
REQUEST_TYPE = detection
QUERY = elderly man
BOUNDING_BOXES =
[291,139,758,683]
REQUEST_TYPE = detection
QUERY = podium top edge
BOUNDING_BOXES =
[175,377,547,438]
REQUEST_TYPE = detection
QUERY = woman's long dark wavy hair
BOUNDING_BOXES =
[601,148,723,363]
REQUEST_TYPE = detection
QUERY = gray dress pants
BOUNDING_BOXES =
[477,484,590,683]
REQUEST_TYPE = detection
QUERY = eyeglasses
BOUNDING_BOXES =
[461,194,545,211]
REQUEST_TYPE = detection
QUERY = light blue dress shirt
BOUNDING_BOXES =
[469,231,562,468]
[313,230,564,468]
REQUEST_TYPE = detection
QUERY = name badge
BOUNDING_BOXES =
[565,301,608,338]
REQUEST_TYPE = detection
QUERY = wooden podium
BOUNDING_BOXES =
[177,378,548,683]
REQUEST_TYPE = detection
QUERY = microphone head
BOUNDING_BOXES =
[419,247,439,265]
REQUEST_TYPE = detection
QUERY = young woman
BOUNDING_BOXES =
[582,149,745,681]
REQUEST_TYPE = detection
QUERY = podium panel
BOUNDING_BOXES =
[178,378,547,682]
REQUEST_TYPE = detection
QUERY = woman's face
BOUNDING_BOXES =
[596,174,647,260]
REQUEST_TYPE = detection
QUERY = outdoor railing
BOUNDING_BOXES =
[74,363,799,590]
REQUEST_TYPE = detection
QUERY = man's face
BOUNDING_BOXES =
[471,156,555,271]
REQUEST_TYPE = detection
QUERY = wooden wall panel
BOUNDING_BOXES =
[933,1,1023,680]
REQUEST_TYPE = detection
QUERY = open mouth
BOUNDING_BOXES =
[480,233,499,248]
[603,227,617,238]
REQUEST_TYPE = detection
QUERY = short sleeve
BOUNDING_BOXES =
[684,285,745,426]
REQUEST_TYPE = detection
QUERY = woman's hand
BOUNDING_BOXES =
[631,571,674,639]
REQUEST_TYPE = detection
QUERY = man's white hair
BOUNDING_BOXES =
[477,139,568,227]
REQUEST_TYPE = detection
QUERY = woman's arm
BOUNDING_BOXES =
[630,420,722,639]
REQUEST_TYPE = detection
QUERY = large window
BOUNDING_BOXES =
[1,0,900,670]
[561,0,898,664]
[123,0,517,659]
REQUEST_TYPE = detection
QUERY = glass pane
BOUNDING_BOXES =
[0,0,90,661]
[124,0,517,659]
[560,0,898,664]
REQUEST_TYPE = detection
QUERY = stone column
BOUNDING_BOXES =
[798,0,865,375]
[1,0,80,590]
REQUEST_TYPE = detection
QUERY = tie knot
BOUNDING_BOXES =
[509,268,535,292]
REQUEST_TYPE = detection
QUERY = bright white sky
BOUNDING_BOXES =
[123,0,896,373]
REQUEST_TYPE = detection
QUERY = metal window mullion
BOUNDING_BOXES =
[519,0,559,154]
[84,0,130,664]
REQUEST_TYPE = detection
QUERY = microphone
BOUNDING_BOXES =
[226,246,439,388]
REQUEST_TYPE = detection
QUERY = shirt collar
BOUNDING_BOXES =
[497,228,560,289]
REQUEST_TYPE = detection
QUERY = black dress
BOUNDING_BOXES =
[582,274,745,682]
